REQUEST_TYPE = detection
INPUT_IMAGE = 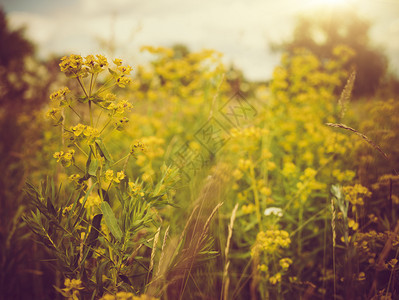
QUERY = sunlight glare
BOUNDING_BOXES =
[318,0,348,5]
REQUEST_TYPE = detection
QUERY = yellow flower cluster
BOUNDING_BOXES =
[114,117,129,131]
[354,230,398,265]
[128,181,145,197]
[69,123,100,144]
[242,203,255,214]
[279,257,292,271]
[332,169,356,183]
[238,159,252,171]
[130,140,146,157]
[269,272,282,285]
[251,230,291,257]
[343,184,371,206]
[107,100,133,116]
[62,203,74,216]
[59,54,85,78]
[79,194,101,209]
[50,87,71,105]
[53,149,75,167]
[59,54,133,89]
[231,127,268,139]
[105,170,126,183]
[61,278,83,300]
[100,292,158,300]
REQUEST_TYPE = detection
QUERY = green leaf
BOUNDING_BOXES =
[101,201,123,241]
[72,183,97,229]
[46,197,56,216]
[108,68,118,78]
[87,214,103,246]
[96,260,110,295]
[95,139,112,162]
[98,189,110,203]
[84,214,103,260]
[88,159,98,176]
[54,115,64,126]
[78,96,90,103]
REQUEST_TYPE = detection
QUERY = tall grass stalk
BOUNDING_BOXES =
[221,203,239,300]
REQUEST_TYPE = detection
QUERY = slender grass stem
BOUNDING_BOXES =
[249,161,262,231]
[73,143,88,157]
[100,118,112,134]
[89,73,94,96]
[89,100,93,128]
[111,154,130,167]
[76,76,89,98]
[68,105,81,119]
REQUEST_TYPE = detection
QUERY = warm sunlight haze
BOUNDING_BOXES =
[1,1,399,299]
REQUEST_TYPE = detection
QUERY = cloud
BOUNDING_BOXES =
[8,11,56,44]
[6,0,399,80]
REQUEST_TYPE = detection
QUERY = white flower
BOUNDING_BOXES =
[264,207,283,217]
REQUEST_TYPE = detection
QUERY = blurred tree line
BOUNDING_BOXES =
[273,8,399,98]
[0,5,398,299]
[0,7,60,299]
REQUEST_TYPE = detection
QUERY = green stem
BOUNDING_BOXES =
[89,100,93,128]
[76,76,89,98]
[250,161,262,231]
[96,82,117,95]
[111,153,130,167]
[89,73,94,96]
[298,203,303,256]
[74,143,88,157]
[68,105,81,119]
[100,118,112,134]
[72,163,84,173]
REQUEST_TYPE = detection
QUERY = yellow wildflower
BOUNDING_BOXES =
[59,54,86,78]
[279,258,292,271]
[114,171,125,183]
[113,58,123,66]
[53,149,75,167]
[105,169,114,182]
[71,124,86,137]
[116,76,132,88]
[269,273,282,285]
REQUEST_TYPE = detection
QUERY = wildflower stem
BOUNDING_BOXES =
[96,79,116,95]
[68,105,81,119]
[89,73,94,96]
[100,118,112,134]
[76,77,89,98]
[122,154,131,173]
[249,161,262,231]
[73,163,84,173]
[89,100,93,127]
[73,143,88,158]
[111,153,130,167]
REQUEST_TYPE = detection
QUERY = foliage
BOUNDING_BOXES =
[6,39,399,300]
[0,8,58,299]
[24,54,180,299]
[275,8,388,97]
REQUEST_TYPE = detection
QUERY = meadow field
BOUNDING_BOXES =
[1,7,399,300]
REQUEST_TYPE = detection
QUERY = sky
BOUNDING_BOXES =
[2,0,399,81]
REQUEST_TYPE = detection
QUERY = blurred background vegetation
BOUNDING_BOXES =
[1,3,399,299]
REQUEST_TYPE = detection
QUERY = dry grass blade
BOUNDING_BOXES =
[326,122,389,161]
[177,205,199,250]
[225,203,239,259]
[221,203,239,300]
[208,73,225,121]
[198,201,224,243]
[338,71,356,120]
[156,225,170,278]
[148,226,161,282]
[368,220,399,298]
